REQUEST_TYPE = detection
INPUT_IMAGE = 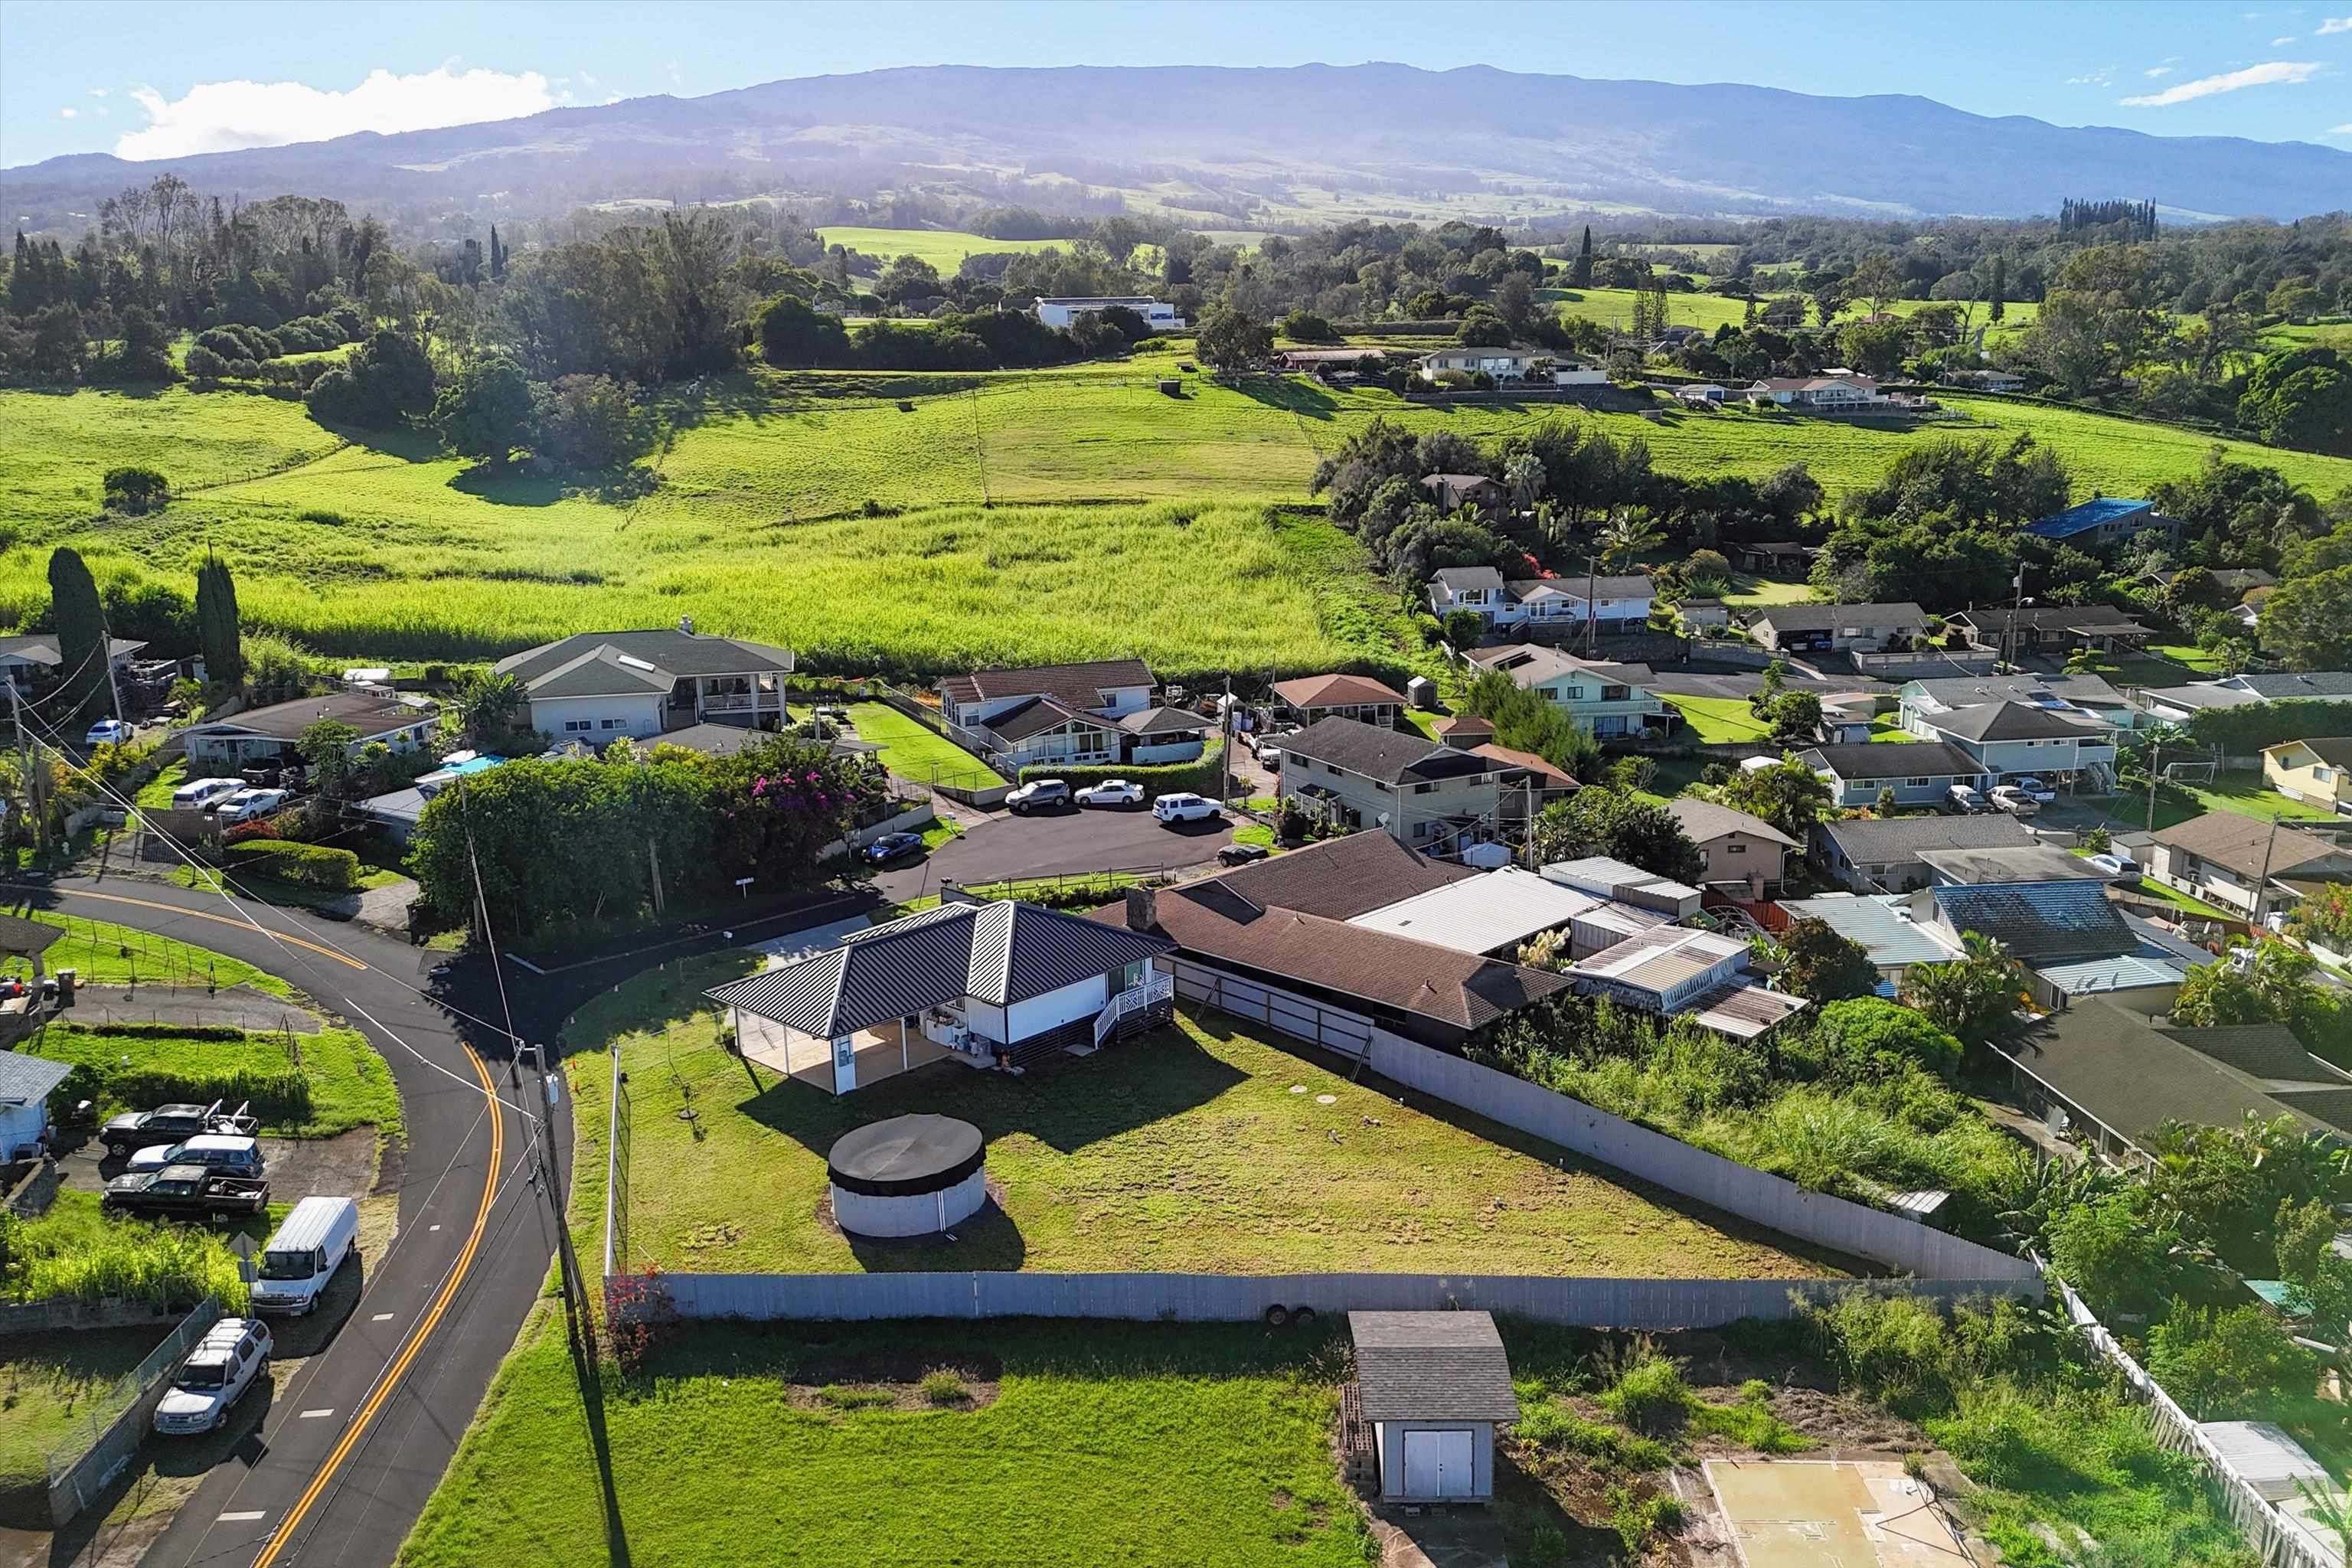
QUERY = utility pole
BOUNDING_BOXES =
[1586,554,1601,658]
[2003,564,2028,673]
[2253,817,2281,934]
[2146,729,2166,834]
[10,682,44,856]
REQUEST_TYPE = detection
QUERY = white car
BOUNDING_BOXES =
[216,787,289,824]
[85,718,134,747]
[153,1318,272,1435]
[2087,852,2142,884]
[1076,779,1145,808]
[1152,792,1220,825]
[1988,786,2039,816]
[2007,776,2059,804]
[172,776,244,812]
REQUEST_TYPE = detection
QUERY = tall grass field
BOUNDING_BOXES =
[814,225,1071,275]
[3,368,2345,677]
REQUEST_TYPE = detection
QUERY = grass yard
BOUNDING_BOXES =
[397,1311,1370,1568]
[844,701,1004,788]
[815,225,1070,276]
[569,956,1833,1280]
[2180,769,2339,826]
[0,1325,162,1501]
[0,910,292,998]
[1717,573,1815,607]
[28,1022,402,1138]
[1660,693,1775,744]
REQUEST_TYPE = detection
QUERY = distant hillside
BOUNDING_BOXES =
[5,62,2347,234]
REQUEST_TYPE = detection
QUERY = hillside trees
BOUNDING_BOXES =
[304,330,436,429]
[1196,307,1272,368]
[2238,347,2352,458]
[194,552,243,688]
[431,355,537,465]
[534,374,652,472]
[45,547,108,721]
[2259,567,2352,673]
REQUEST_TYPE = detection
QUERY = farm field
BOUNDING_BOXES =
[5,371,2347,675]
[397,1311,1367,1568]
[815,225,1068,276]
[569,958,1836,1280]
[1537,284,2042,338]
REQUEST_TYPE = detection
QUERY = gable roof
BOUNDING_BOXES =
[1778,895,1965,969]
[0,635,145,667]
[1922,700,2108,743]
[2152,812,2350,881]
[985,695,1116,744]
[494,629,795,698]
[1431,714,1495,741]
[1279,717,1494,785]
[1209,830,1474,922]
[1668,798,1798,850]
[709,900,1173,1040]
[1273,673,1407,710]
[1817,812,2038,864]
[1931,879,2135,961]
[0,1050,74,1107]
[1749,603,1926,633]
[189,691,433,743]
[2221,672,2352,701]
[1349,1312,1519,1423]
[1470,744,1578,789]
[1116,705,1213,737]
[1800,741,1984,782]
[1467,645,1655,689]
[938,658,1155,710]
[1344,866,1632,956]
[1430,566,1506,595]
[1906,674,2128,710]
[1918,846,2115,885]
[2026,497,2154,540]
[1508,575,1655,601]
[1952,603,2147,635]
[2265,737,2352,769]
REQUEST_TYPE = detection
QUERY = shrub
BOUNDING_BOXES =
[1598,1348,1694,1433]
[1016,740,1227,799]
[101,466,170,514]
[1816,997,1964,1081]
[920,1367,969,1405]
[817,1385,896,1410]
[225,839,361,890]
[1513,1403,1671,1469]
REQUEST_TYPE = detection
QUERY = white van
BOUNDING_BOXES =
[172,776,243,811]
[248,1196,359,1315]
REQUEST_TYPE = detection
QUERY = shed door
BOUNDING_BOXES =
[1403,1429,1475,1498]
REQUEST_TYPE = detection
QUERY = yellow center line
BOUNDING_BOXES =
[254,1031,505,1567]
[42,889,369,971]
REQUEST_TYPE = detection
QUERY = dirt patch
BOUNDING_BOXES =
[783,1348,1002,1414]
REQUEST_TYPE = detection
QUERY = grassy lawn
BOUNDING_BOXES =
[814,225,1069,276]
[2181,769,2338,826]
[168,858,407,913]
[1403,706,1444,740]
[844,701,1004,787]
[28,1022,402,1138]
[2066,851,2237,920]
[0,910,292,998]
[1717,573,1815,607]
[397,1311,1369,1568]
[1229,820,1276,850]
[570,957,1831,1280]
[1661,692,1775,744]
[0,1325,162,1500]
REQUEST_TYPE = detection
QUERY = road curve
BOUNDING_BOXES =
[11,876,562,1568]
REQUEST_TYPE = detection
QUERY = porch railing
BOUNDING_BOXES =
[1093,972,1175,1047]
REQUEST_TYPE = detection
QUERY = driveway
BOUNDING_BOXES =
[874,803,1233,900]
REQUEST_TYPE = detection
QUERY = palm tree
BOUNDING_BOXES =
[454,671,526,747]
[1596,509,1662,571]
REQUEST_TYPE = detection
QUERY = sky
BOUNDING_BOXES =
[1,0,2347,169]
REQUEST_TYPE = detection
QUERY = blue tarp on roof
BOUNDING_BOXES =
[2026,497,2152,540]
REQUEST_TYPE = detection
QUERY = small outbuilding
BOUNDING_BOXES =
[1346,1311,1518,1504]
[0,1050,74,1161]
[826,1114,987,1238]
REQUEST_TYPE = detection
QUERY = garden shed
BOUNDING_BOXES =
[0,1050,73,1161]
[1345,1311,1517,1504]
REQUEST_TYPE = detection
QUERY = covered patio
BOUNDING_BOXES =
[735,1011,958,1095]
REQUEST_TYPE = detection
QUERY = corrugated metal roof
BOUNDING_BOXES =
[2200,1421,2331,1503]
[1346,868,1608,956]
[2026,497,2152,539]
[2033,952,2191,995]
[1931,880,2133,961]
[1779,895,1965,969]
[1685,983,1808,1039]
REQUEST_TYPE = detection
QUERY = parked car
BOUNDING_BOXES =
[249,1197,360,1316]
[127,1133,265,1178]
[1152,792,1220,825]
[217,787,289,824]
[85,718,134,747]
[1945,784,1990,815]
[1988,786,2040,816]
[2087,852,2142,884]
[1005,779,1070,814]
[172,776,244,811]
[103,1101,256,1159]
[103,1164,269,1221]
[152,1318,272,1435]
[2007,776,2059,805]
[1217,842,1270,866]
[860,831,926,866]
[1076,779,1145,808]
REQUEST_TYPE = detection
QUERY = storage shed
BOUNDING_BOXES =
[1347,1311,1517,1503]
[0,1050,74,1161]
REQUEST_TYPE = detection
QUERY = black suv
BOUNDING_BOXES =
[102,1102,257,1159]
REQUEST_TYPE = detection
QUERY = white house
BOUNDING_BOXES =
[181,691,439,767]
[1799,741,1988,808]
[492,626,797,742]
[1466,645,1667,738]
[1427,573,1655,634]
[1419,347,1547,381]
[1550,359,1609,387]
[707,897,1177,1094]
[1904,699,2119,792]
[1675,383,1726,405]
[0,635,147,692]
[1032,296,1184,332]
[1745,375,1886,409]
[0,1051,73,1161]
[937,658,1158,768]
[2134,671,2352,724]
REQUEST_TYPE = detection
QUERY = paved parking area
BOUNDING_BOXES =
[874,802,1232,900]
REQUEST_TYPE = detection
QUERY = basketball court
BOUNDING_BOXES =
[1704,1459,1974,1568]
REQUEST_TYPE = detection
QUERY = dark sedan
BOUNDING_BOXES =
[861,831,927,866]
[1217,841,1271,866]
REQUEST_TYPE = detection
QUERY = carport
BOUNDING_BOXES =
[733,1012,952,1096]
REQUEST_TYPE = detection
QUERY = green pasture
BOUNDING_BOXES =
[815,225,1069,276]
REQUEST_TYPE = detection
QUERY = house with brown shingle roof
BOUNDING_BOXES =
[1272,673,1408,729]
[2145,812,2352,923]
[936,658,1157,769]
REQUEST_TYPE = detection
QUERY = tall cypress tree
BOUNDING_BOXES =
[488,225,505,281]
[1570,225,1594,289]
[47,547,108,722]
[194,549,243,688]
[1988,254,2007,325]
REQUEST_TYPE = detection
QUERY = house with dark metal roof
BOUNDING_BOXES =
[1922,878,2136,962]
[707,897,1175,1094]
[1114,705,1213,764]
[1344,1312,1519,1504]
[1811,812,2038,892]
[2145,812,2352,923]
[1272,673,1408,730]
[1948,603,2151,655]
[1747,603,1928,655]
[1275,717,1514,853]
[1997,1000,2352,1166]
[2024,497,2177,549]
[1207,829,1475,922]
[936,658,1155,729]
[1798,740,1988,808]
[492,626,796,742]
[182,691,439,767]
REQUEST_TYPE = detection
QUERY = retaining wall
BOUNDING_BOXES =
[45,1298,217,1530]
[0,1295,205,1338]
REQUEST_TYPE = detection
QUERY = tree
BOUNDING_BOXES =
[1441,608,1485,650]
[1710,753,1834,839]
[1814,996,1963,1078]
[2148,1304,2318,1420]
[1570,226,1593,289]
[194,550,243,688]
[1762,690,1823,745]
[753,292,851,368]
[45,547,109,722]
[1278,309,1338,344]
[1195,308,1272,369]
[299,719,362,799]
[1596,509,1663,570]
[1898,931,2024,1050]
[1529,792,1704,883]
[2257,565,2352,674]
[2174,939,2320,1027]
[2045,1189,2184,1321]
[2238,346,2352,458]
[113,305,176,382]
[453,671,528,749]
[431,354,536,465]
[1782,923,1883,1006]
[101,466,168,514]
[304,329,435,428]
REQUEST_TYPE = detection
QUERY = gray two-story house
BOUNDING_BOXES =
[1465,645,1668,739]
[1277,717,1513,854]
[1906,699,2119,792]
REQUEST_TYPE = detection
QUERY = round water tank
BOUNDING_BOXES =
[826,1114,987,1239]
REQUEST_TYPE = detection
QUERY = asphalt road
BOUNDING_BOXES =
[874,802,1234,901]
[11,877,564,1568]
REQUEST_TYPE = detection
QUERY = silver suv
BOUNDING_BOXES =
[153,1318,272,1435]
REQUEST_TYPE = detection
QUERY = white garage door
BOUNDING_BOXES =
[1401,1429,1475,1498]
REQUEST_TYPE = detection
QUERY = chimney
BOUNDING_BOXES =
[1125,885,1159,933]
[678,614,694,635]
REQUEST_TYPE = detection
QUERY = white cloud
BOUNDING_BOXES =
[115,65,554,160]
[2121,59,2321,104]
[58,107,76,119]
[2318,15,2352,31]
[2066,68,2115,86]
[87,87,106,98]
[2273,34,2297,43]
[2331,122,2352,132]
[2145,65,2177,77]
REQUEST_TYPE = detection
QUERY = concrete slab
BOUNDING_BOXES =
[1704,1459,1969,1568]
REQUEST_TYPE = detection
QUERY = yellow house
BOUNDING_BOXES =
[2262,737,2352,815]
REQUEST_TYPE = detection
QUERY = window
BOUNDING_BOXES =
[1601,685,1628,701]
[565,719,593,733]
[601,718,621,730]
[1413,781,1437,795]
[1563,685,1587,700]
[1726,841,1746,854]
[1905,776,1931,787]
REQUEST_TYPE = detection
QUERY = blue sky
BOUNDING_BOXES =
[2,0,2347,168]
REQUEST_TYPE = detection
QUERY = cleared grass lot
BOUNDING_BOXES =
[28,1022,402,1138]
[569,957,1835,1280]
[0,910,292,998]
[844,701,1004,786]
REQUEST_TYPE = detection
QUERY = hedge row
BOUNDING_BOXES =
[1015,739,1227,798]
[2181,698,2350,755]
[225,839,361,890]
[54,1062,312,1125]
